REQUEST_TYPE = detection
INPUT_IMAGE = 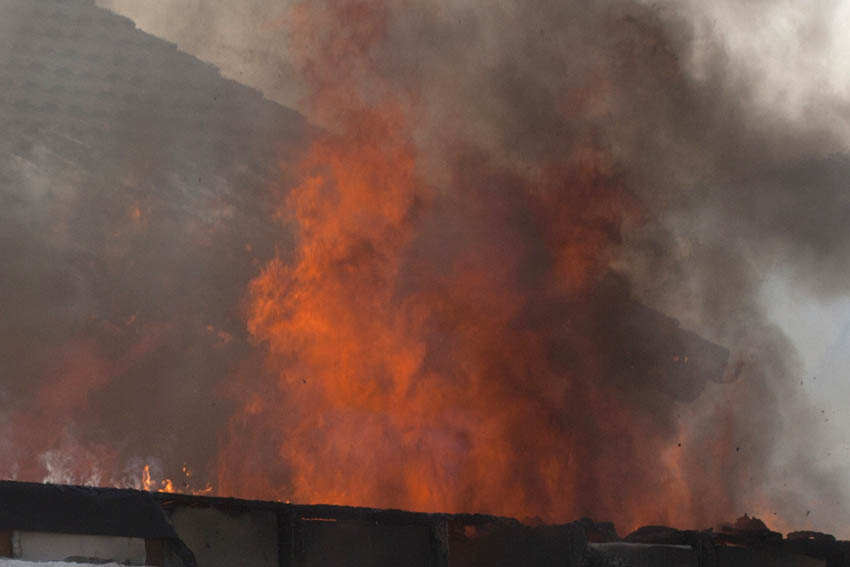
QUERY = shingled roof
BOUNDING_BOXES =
[0,0,308,479]
[0,0,306,230]
[0,0,304,160]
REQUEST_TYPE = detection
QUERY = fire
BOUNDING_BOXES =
[141,464,211,495]
[141,465,171,493]
[217,0,704,531]
[208,0,844,537]
[232,101,667,524]
[141,465,155,492]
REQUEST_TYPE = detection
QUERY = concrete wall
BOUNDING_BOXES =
[165,506,278,567]
[11,531,147,564]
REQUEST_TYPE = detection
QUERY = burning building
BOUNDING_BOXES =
[2,0,850,563]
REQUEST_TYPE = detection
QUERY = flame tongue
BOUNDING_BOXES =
[246,102,437,510]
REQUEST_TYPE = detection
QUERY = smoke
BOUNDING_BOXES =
[222,0,850,533]
[1,0,849,536]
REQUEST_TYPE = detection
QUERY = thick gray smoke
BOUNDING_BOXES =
[1,0,849,535]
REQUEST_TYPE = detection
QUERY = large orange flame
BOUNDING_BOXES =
[213,0,682,531]
[209,0,849,536]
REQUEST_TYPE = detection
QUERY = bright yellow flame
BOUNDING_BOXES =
[140,463,213,496]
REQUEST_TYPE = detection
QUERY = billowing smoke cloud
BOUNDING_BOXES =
[2,0,849,536]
